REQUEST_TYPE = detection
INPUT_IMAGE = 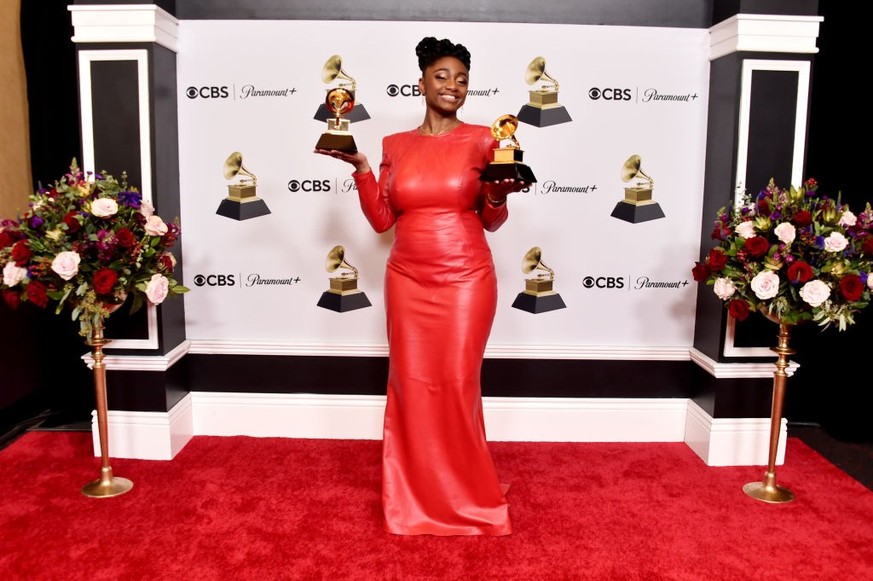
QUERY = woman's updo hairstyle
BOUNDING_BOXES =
[415,37,471,72]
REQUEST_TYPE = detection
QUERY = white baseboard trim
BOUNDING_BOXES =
[684,400,786,467]
[91,393,193,460]
[91,393,786,466]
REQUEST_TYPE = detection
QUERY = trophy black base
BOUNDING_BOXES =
[511,292,566,314]
[315,132,358,153]
[317,291,372,312]
[610,201,666,223]
[481,163,537,183]
[517,104,572,128]
[314,103,371,123]
[216,198,271,221]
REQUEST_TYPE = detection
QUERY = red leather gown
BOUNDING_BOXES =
[353,123,511,536]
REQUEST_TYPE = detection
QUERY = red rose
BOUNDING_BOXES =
[0,230,15,249]
[707,248,727,271]
[11,240,32,266]
[792,210,812,227]
[2,289,20,310]
[63,211,81,234]
[757,198,771,216]
[728,299,750,321]
[692,262,711,282]
[93,268,119,295]
[862,236,873,256]
[25,281,48,308]
[839,275,864,301]
[744,236,770,257]
[786,260,814,284]
[115,228,136,248]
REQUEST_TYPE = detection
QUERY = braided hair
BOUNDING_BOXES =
[415,37,471,72]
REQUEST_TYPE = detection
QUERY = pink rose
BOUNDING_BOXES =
[91,198,119,217]
[50,251,81,281]
[838,211,857,227]
[144,215,168,236]
[750,271,780,300]
[735,221,756,239]
[774,222,796,244]
[713,277,736,300]
[823,232,848,253]
[145,273,169,304]
[140,201,155,218]
[799,279,831,307]
[3,262,27,287]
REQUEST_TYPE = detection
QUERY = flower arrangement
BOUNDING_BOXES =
[0,160,188,337]
[692,178,873,330]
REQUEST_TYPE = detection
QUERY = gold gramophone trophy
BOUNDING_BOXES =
[316,245,372,312]
[216,151,271,221]
[480,114,537,183]
[610,154,665,223]
[517,57,572,128]
[511,247,567,313]
[314,55,360,153]
[314,55,370,124]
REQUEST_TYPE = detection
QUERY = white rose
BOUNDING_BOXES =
[144,215,168,236]
[91,198,118,217]
[3,261,27,287]
[50,251,81,281]
[839,211,857,227]
[713,277,736,300]
[824,232,849,253]
[750,270,781,300]
[145,273,169,304]
[140,200,155,218]
[774,222,796,244]
[736,221,757,239]
[800,279,831,307]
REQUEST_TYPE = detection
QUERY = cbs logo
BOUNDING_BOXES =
[588,87,633,101]
[186,86,230,99]
[194,274,236,287]
[582,276,625,289]
[386,84,422,97]
[287,179,332,193]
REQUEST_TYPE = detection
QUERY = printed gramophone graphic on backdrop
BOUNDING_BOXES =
[316,245,372,312]
[314,55,366,153]
[511,247,567,314]
[216,152,271,221]
[610,154,665,224]
[517,57,572,128]
[480,114,537,183]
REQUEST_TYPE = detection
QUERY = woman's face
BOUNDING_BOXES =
[418,56,469,115]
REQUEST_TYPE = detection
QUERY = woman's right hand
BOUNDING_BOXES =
[314,148,371,174]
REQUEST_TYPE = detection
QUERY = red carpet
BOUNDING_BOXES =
[1,432,871,580]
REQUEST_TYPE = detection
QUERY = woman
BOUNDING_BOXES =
[316,37,527,536]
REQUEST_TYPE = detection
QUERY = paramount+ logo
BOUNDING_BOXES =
[193,274,237,287]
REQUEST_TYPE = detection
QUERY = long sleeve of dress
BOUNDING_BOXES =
[352,139,397,233]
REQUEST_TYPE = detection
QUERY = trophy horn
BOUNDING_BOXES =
[322,55,357,91]
[621,154,654,187]
[525,56,559,92]
[521,246,555,280]
[223,151,257,184]
[325,245,359,277]
[492,114,521,147]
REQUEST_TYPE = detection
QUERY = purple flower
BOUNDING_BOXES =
[118,189,142,209]
[29,216,44,229]
[815,235,825,249]
[860,272,868,286]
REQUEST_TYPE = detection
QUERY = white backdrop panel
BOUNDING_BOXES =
[177,20,709,350]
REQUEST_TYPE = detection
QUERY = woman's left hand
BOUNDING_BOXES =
[484,178,530,204]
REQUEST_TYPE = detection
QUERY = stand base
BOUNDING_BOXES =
[317,291,372,312]
[481,163,537,183]
[82,469,133,498]
[511,292,566,313]
[314,103,370,123]
[610,200,665,223]
[517,104,572,127]
[216,198,271,221]
[315,132,358,153]
[743,481,795,504]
